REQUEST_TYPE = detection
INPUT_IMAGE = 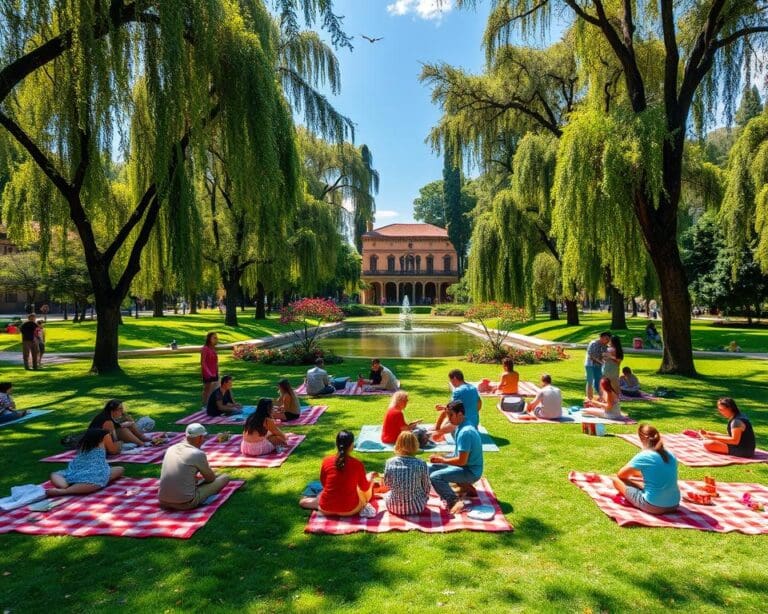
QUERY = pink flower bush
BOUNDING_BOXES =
[280,298,345,354]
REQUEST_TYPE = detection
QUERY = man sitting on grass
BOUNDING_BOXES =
[206,375,242,416]
[518,373,562,420]
[432,369,481,442]
[428,401,483,514]
[305,358,335,396]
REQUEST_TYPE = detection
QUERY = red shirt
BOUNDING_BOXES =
[201,345,218,379]
[318,455,370,514]
[381,408,407,444]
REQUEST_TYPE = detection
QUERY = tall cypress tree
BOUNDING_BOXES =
[443,142,468,275]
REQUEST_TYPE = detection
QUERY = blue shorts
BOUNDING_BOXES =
[625,486,678,515]
[585,365,602,390]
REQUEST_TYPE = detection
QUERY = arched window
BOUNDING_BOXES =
[406,255,415,272]
[399,255,405,271]
[443,255,451,272]
[387,255,396,272]
[415,255,421,272]
[370,255,378,272]
[426,255,434,274]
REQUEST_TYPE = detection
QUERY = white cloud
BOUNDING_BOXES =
[386,0,452,21]
[375,210,400,219]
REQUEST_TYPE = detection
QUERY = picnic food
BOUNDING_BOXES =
[216,432,231,443]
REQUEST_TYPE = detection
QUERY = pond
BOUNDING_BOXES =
[318,324,479,358]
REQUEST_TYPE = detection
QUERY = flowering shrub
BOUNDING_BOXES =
[280,298,345,353]
[465,302,527,354]
[466,343,568,364]
[233,343,343,365]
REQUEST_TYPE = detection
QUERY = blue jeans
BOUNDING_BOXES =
[585,365,601,392]
[429,463,480,506]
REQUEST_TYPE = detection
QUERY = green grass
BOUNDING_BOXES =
[1,350,767,612]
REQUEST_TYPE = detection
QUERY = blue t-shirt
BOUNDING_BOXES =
[451,383,480,427]
[454,422,483,479]
[629,449,680,508]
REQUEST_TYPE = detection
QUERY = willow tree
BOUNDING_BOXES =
[456,0,768,375]
[0,1,349,373]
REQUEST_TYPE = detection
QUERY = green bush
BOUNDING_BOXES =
[382,306,432,314]
[342,304,382,317]
[466,343,569,364]
[432,304,470,316]
[232,343,344,365]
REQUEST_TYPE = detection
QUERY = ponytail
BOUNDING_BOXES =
[334,430,354,471]
[638,423,669,463]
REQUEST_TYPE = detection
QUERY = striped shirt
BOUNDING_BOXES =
[383,455,430,516]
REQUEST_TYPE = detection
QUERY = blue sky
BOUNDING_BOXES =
[319,0,489,225]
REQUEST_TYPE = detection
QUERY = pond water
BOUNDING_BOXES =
[319,324,478,358]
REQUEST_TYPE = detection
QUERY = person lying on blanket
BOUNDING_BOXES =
[428,401,484,515]
[299,430,377,517]
[582,377,624,420]
[206,375,242,417]
[619,367,642,397]
[612,424,680,515]
[89,399,151,453]
[0,382,28,424]
[700,397,756,458]
[432,369,481,442]
[383,432,430,516]
[158,423,231,511]
[46,429,125,497]
[241,399,288,456]
[493,357,519,395]
[517,374,562,420]
[273,379,302,421]
[381,391,423,445]
[305,358,335,396]
[363,359,400,392]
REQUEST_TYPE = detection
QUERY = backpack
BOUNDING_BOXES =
[500,396,525,413]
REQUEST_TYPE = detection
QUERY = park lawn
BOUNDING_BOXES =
[0,310,300,353]
[0,350,767,612]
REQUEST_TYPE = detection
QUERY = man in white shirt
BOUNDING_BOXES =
[523,374,562,420]
[305,358,335,396]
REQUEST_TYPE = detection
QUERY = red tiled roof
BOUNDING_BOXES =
[362,223,448,238]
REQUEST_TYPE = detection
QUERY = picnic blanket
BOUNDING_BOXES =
[0,409,53,428]
[354,424,499,453]
[0,477,243,539]
[474,381,541,397]
[618,433,768,467]
[570,471,768,534]
[201,433,305,468]
[176,405,328,426]
[295,382,392,396]
[40,433,186,464]
[619,391,659,402]
[304,477,513,534]
[498,405,637,425]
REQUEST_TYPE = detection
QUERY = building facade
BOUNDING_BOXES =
[0,225,26,314]
[359,223,459,305]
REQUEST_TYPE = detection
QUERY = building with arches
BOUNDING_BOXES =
[360,223,459,305]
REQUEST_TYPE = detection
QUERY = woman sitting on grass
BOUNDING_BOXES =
[700,397,755,458]
[299,430,377,517]
[46,429,125,497]
[612,424,680,515]
[89,399,150,452]
[241,399,288,456]
[494,357,519,395]
[619,367,641,397]
[0,382,28,424]
[582,377,623,420]
[383,431,430,516]
[272,379,302,421]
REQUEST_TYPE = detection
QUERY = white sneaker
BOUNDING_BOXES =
[359,503,376,518]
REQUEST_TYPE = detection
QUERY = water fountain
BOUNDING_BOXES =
[399,295,414,331]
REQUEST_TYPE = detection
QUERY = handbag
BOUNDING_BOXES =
[331,376,350,390]
[500,396,525,413]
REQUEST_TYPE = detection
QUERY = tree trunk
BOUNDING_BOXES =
[239,285,246,312]
[610,287,627,329]
[548,299,559,320]
[152,290,164,317]
[189,292,198,314]
[73,302,80,323]
[63,303,68,321]
[255,281,266,319]
[565,299,579,325]
[91,294,122,374]
[222,271,241,327]
[631,297,638,317]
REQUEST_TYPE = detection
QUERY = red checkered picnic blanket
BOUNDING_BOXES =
[304,477,513,534]
[617,433,768,467]
[0,477,243,539]
[175,405,328,426]
[295,382,391,396]
[201,433,305,468]
[570,471,768,534]
[40,433,185,464]
[497,404,637,425]
[475,381,541,397]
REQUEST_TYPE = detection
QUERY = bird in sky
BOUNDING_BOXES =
[360,34,384,43]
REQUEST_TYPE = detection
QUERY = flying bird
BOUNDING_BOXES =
[361,34,384,43]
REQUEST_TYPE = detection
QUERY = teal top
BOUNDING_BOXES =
[629,449,680,508]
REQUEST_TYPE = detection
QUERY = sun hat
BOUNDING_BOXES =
[185,423,208,437]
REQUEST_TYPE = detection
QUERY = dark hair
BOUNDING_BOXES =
[221,374,233,385]
[622,366,632,375]
[599,330,611,339]
[717,397,739,416]
[610,335,624,360]
[334,430,355,471]
[638,424,670,463]
[244,398,272,436]
[104,399,123,413]
[0,382,12,393]
[502,357,514,372]
[315,358,325,367]
[204,331,217,347]
[277,379,293,394]
[446,400,465,415]
[541,373,552,385]
[448,368,464,382]
[78,428,110,453]
[371,358,381,366]
[600,377,615,395]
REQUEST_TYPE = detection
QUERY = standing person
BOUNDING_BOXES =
[201,332,219,409]
[494,356,519,394]
[583,377,623,420]
[381,391,422,445]
[612,424,680,515]
[35,320,46,366]
[602,335,624,395]
[305,358,335,396]
[700,397,756,458]
[433,369,481,440]
[273,379,302,421]
[299,430,376,517]
[584,331,611,399]
[46,429,125,497]
[382,432,430,516]
[240,399,287,456]
[520,374,562,420]
[19,314,40,371]
[206,375,242,416]
[158,423,231,510]
[429,401,484,514]
[364,359,399,391]
[0,382,28,423]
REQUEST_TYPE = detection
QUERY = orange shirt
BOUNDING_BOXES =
[498,371,519,394]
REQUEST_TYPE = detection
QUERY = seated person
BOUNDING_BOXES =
[619,366,641,397]
[89,399,150,452]
[241,398,287,456]
[206,375,242,416]
[433,369,481,441]
[429,401,483,515]
[612,424,680,515]
[273,379,302,421]
[299,430,377,517]
[582,377,623,420]
[0,382,28,423]
[519,374,562,420]
[645,322,662,349]
[700,397,755,458]
[364,359,399,391]
[46,429,124,497]
[305,358,335,396]
[494,357,519,394]
[383,432,430,516]
[158,423,231,510]
[381,391,422,445]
